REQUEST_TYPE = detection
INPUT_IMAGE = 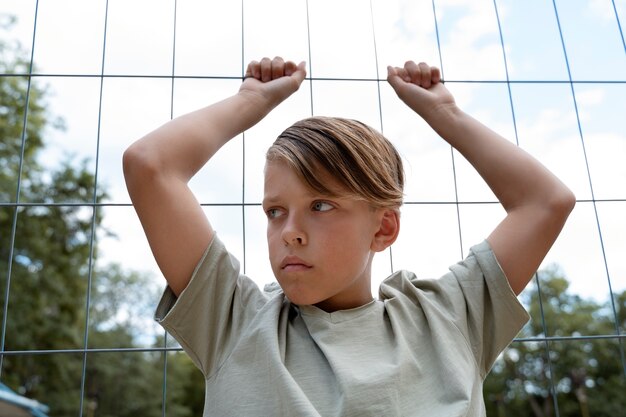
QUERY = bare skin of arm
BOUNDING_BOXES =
[387,61,575,295]
[123,57,306,296]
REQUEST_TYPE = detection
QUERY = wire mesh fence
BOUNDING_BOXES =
[1,0,625,415]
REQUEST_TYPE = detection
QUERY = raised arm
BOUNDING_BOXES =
[123,57,306,296]
[387,61,575,295]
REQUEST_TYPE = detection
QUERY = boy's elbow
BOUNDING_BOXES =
[123,142,162,190]
[549,186,576,223]
[557,186,576,212]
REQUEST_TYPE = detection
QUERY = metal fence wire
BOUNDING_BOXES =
[0,0,626,416]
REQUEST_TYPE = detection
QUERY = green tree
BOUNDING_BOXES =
[484,266,626,417]
[0,19,91,414]
[0,19,204,416]
[166,351,206,416]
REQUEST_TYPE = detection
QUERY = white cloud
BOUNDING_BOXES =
[588,0,619,21]
[576,87,605,107]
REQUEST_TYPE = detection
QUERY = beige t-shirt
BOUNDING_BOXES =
[155,236,528,416]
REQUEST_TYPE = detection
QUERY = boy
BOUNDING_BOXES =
[123,57,575,416]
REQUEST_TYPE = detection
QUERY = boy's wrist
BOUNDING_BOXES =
[422,103,464,137]
[230,90,276,127]
[236,89,270,112]
[237,84,286,114]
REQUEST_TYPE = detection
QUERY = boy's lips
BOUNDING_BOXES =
[280,256,312,271]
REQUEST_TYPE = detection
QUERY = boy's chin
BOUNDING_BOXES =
[279,287,326,307]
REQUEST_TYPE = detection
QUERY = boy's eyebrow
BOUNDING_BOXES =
[261,195,278,206]
[262,192,291,206]
[262,189,334,206]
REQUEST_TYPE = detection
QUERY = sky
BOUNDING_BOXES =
[2,0,626,343]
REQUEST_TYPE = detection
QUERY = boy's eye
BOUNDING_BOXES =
[312,201,334,212]
[266,208,283,219]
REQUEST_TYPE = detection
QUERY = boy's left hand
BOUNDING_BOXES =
[387,61,457,122]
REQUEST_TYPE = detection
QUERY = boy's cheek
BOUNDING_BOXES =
[266,227,278,246]
[266,230,281,248]
[266,237,282,267]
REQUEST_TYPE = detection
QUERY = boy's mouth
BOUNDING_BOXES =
[280,256,312,271]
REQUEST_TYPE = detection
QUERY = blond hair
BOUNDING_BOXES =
[266,116,404,209]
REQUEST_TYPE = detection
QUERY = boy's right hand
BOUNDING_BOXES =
[240,57,307,108]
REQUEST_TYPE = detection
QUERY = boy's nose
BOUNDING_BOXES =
[282,217,307,246]
[283,230,307,246]
[287,236,303,245]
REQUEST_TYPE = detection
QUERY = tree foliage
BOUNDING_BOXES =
[0,22,204,416]
[484,266,626,417]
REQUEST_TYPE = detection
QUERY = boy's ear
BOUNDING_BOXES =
[371,209,400,252]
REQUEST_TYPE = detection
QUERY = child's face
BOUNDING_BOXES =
[263,160,384,312]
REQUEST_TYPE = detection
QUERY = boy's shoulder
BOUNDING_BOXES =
[263,281,283,294]
[379,240,498,293]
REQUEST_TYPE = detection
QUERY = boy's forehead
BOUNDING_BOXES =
[263,159,343,199]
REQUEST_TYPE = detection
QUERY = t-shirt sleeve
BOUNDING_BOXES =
[381,240,529,378]
[154,235,268,377]
[448,240,530,377]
